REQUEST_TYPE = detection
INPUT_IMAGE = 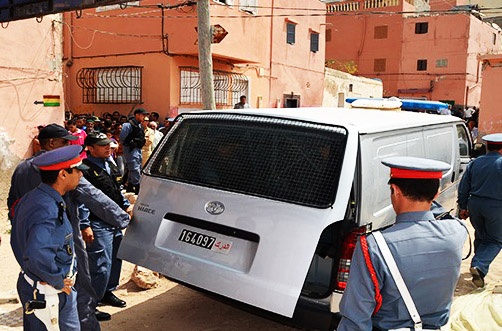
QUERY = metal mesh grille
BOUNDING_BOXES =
[149,114,348,208]
[76,66,143,104]
[180,67,248,106]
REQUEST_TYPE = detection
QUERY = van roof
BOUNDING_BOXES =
[187,107,462,134]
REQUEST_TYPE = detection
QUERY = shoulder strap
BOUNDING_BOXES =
[372,231,423,330]
[359,235,383,315]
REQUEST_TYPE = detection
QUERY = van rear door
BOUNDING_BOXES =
[119,113,358,317]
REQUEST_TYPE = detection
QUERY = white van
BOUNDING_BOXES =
[118,108,472,330]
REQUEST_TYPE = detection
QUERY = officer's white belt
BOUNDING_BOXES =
[23,273,62,295]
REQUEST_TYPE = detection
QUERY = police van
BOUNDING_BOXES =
[118,108,472,330]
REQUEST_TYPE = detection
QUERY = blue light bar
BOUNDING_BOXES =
[345,98,449,111]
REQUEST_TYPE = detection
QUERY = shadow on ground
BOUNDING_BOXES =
[101,285,296,331]
[456,271,480,296]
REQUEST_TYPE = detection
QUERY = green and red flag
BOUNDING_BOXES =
[43,95,60,107]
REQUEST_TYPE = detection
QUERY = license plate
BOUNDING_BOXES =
[178,229,232,255]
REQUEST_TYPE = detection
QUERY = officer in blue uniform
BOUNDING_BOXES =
[458,133,502,288]
[338,156,467,331]
[11,145,88,330]
[119,108,147,194]
[7,124,130,329]
[80,133,131,308]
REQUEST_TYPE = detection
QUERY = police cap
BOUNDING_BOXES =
[134,108,149,115]
[85,132,112,146]
[482,133,502,144]
[33,145,89,171]
[382,156,450,179]
[38,124,78,141]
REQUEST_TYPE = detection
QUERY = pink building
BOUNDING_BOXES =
[478,54,502,136]
[63,0,326,118]
[325,0,501,108]
[0,16,64,159]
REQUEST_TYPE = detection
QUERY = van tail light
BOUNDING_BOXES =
[334,226,368,291]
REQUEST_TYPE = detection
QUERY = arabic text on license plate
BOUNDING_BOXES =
[178,229,232,255]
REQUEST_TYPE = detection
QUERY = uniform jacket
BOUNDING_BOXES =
[119,119,144,163]
[11,184,76,290]
[120,119,145,149]
[80,155,130,230]
[458,151,502,210]
[338,211,467,331]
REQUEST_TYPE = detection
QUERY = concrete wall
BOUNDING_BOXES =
[0,15,64,159]
[323,68,383,107]
[479,55,502,136]
[0,15,64,202]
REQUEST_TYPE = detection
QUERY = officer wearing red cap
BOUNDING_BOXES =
[338,156,467,331]
[458,133,502,287]
[11,145,88,330]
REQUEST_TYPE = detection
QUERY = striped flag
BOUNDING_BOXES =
[43,95,61,107]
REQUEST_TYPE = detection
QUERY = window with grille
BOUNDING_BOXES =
[148,114,348,208]
[436,58,448,68]
[311,32,319,52]
[287,22,296,44]
[374,26,388,39]
[179,67,248,107]
[415,22,428,34]
[374,58,386,72]
[417,59,428,71]
[76,66,142,104]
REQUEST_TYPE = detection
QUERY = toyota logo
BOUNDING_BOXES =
[205,201,225,215]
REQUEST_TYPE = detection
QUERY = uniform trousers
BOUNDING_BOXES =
[17,274,80,331]
[86,223,123,301]
[468,196,502,276]
[123,149,142,186]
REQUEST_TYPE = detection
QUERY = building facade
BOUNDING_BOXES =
[325,0,501,108]
[63,0,326,118]
[323,68,383,107]
[0,15,65,204]
[478,54,502,137]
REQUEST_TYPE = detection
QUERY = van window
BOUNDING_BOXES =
[456,125,469,157]
[148,114,348,208]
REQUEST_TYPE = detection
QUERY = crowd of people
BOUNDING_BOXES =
[33,110,174,192]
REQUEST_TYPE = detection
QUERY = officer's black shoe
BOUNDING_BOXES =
[133,184,140,195]
[95,310,111,321]
[125,183,135,193]
[470,266,485,288]
[100,291,127,308]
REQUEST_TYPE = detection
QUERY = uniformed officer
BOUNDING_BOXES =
[119,108,147,194]
[458,133,502,288]
[7,124,130,329]
[338,156,467,331]
[11,145,88,330]
[81,133,132,308]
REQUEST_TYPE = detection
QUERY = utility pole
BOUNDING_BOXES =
[197,0,216,110]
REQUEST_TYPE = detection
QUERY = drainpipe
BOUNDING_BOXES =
[268,0,275,107]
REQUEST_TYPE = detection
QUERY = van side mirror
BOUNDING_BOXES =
[471,143,486,158]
